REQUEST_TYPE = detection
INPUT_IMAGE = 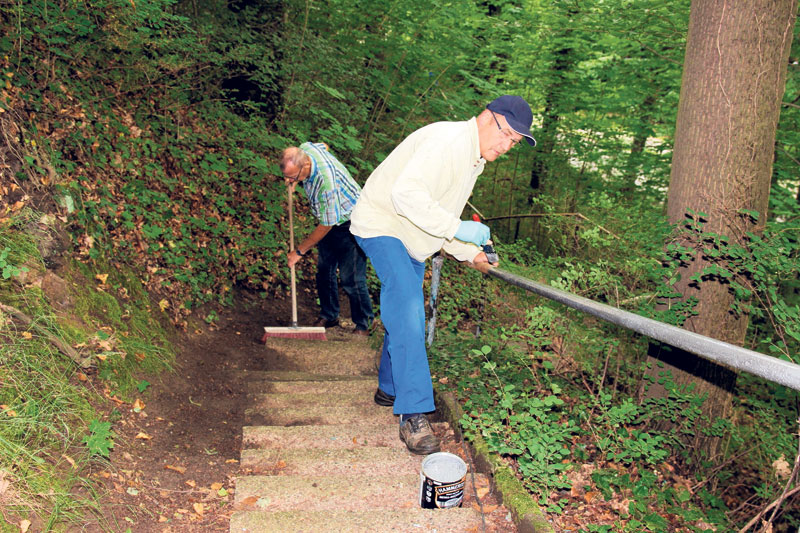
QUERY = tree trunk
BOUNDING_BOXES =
[645,0,797,460]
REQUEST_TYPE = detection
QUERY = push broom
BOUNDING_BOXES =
[262,185,327,341]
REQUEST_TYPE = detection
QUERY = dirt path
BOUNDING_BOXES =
[80,289,307,532]
[79,288,516,532]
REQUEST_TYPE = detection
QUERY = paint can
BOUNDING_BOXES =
[419,452,468,509]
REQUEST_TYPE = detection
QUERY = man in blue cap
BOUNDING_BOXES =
[350,95,535,454]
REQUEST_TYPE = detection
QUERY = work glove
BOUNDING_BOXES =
[454,220,490,246]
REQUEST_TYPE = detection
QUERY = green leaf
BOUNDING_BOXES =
[312,81,346,100]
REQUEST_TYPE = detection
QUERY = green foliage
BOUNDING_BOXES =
[654,210,800,363]
[0,247,28,279]
[430,234,798,530]
[2,0,799,530]
[0,214,173,528]
[66,258,174,396]
[459,346,576,493]
[82,419,115,458]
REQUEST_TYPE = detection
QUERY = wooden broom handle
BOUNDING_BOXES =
[289,186,298,327]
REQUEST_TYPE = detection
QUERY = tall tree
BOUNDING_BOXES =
[645,0,797,458]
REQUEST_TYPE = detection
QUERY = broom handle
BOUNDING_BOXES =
[289,186,298,328]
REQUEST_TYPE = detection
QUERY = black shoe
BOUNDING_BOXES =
[312,317,339,328]
[399,414,440,455]
[374,388,395,406]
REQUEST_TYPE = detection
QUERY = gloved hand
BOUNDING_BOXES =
[454,220,490,246]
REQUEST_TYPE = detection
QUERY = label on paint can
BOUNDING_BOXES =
[419,452,468,509]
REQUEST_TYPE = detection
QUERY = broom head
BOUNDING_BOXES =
[262,326,327,342]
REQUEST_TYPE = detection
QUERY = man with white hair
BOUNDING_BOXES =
[280,143,373,335]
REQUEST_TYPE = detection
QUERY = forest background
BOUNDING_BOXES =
[0,0,799,531]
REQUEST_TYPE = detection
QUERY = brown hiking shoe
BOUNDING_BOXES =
[399,414,440,455]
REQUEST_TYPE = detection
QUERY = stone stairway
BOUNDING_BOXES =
[230,334,487,532]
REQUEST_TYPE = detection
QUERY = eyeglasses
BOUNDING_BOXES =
[491,111,522,147]
[284,168,303,183]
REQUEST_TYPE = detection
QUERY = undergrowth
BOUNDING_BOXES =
[428,211,800,532]
[0,214,174,529]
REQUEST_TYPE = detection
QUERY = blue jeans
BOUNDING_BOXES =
[316,222,373,331]
[354,235,434,415]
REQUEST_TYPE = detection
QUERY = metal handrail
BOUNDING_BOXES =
[472,263,800,392]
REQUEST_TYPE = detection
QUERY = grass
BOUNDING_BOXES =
[0,213,175,529]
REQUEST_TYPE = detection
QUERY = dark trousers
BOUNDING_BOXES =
[316,222,373,330]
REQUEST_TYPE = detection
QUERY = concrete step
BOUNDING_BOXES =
[233,474,482,512]
[229,508,483,532]
[247,391,376,409]
[242,423,448,450]
[261,337,378,376]
[241,447,421,476]
[246,378,376,395]
[244,404,396,426]
[243,423,403,449]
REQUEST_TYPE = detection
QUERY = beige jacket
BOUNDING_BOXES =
[350,118,484,262]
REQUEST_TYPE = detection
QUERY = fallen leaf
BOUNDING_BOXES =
[21,331,32,339]
[165,464,186,474]
[19,519,31,532]
[135,432,152,440]
[193,502,204,516]
[158,299,169,312]
[158,516,168,523]
[61,454,76,468]
[107,394,125,404]
[210,482,223,491]
[132,399,146,411]
[1,405,17,417]
[476,486,490,499]
[77,373,88,381]
[584,490,600,503]
[97,339,113,351]
[225,459,238,464]
[482,504,498,513]
[240,496,258,507]
[773,455,791,479]
[95,273,109,284]
[185,480,196,488]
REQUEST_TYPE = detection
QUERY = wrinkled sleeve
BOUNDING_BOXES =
[389,139,462,239]
[441,240,482,262]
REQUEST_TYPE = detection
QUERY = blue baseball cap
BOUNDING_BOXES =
[487,95,536,147]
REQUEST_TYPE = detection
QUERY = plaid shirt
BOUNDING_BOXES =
[300,142,361,226]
